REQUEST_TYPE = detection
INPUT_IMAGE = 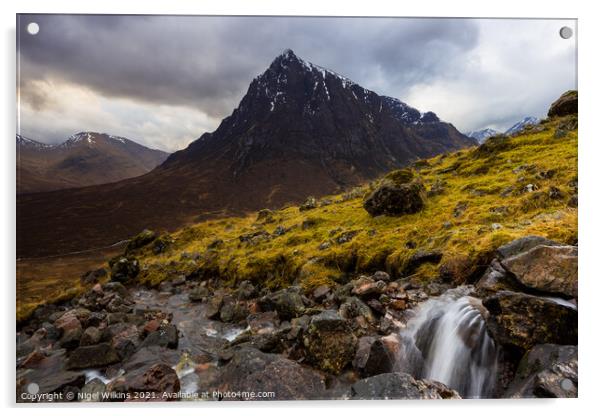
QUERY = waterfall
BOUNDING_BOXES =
[397,288,498,398]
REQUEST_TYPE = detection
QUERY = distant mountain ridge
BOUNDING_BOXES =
[17,132,169,193]
[18,49,476,257]
[466,116,540,144]
[465,128,500,144]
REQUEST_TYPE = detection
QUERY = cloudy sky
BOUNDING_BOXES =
[17,15,576,152]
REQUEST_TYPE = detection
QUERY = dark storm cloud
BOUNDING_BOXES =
[17,16,576,150]
[18,15,479,117]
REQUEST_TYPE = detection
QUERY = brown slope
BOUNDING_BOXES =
[17,50,476,258]
[16,133,169,194]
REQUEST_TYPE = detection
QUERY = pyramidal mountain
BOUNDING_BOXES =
[17,49,476,257]
[17,132,169,194]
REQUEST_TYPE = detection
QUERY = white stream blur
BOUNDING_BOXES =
[397,287,498,398]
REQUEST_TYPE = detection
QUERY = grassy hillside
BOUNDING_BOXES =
[135,115,577,290]
[16,115,577,321]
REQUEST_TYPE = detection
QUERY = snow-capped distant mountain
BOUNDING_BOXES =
[504,116,539,136]
[465,128,500,144]
[17,132,169,193]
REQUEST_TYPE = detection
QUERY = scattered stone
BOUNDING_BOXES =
[312,285,331,303]
[256,209,275,223]
[372,271,391,282]
[339,296,375,323]
[299,196,318,211]
[352,277,386,298]
[80,378,107,402]
[453,201,468,218]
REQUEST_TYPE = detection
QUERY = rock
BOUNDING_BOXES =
[339,297,375,323]
[247,311,280,335]
[352,277,386,298]
[139,324,179,349]
[55,311,83,350]
[219,296,249,323]
[506,344,577,398]
[350,372,460,399]
[336,230,359,244]
[235,280,257,300]
[299,196,318,211]
[206,294,224,319]
[66,343,121,370]
[372,271,391,282]
[312,285,331,303]
[501,245,578,298]
[259,288,306,320]
[110,257,140,283]
[363,170,425,217]
[188,285,210,301]
[79,378,107,402]
[496,235,562,260]
[303,310,357,374]
[217,347,327,400]
[127,363,180,400]
[453,201,468,218]
[81,268,108,285]
[548,90,578,118]
[79,326,102,346]
[353,336,399,376]
[475,259,525,294]
[125,229,157,253]
[483,291,577,351]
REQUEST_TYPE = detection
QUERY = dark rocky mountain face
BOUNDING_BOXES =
[17,50,476,257]
[17,132,169,193]
[164,49,474,188]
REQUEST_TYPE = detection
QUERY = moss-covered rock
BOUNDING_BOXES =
[303,310,357,374]
[363,170,425,217]
[483,291,577,352]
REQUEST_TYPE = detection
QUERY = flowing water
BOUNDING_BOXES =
[398,287,498,398]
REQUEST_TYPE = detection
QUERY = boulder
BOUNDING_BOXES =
[501,245,577,298]
[299,196,317,211]
[219,296,249,323]
[80,378,107,402]
[339,297,375,323]
[483,291,577,351]
[475,259,526,294]
[353,335,399,377]
[259,288,306,320]
[496,236,561,260]
[350,372,460,400]
[79,326,102,346]
[303,310,357,374]
[351,276,386,298]
[139,324,179,349]
[216,347,327,400]
[363,170,425,217]
[110,257,140,283]
[125,229,157,253]
[548,90,578,118]
[127,363,180,400]
[505,344,577,398]
[66,343,121,370]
